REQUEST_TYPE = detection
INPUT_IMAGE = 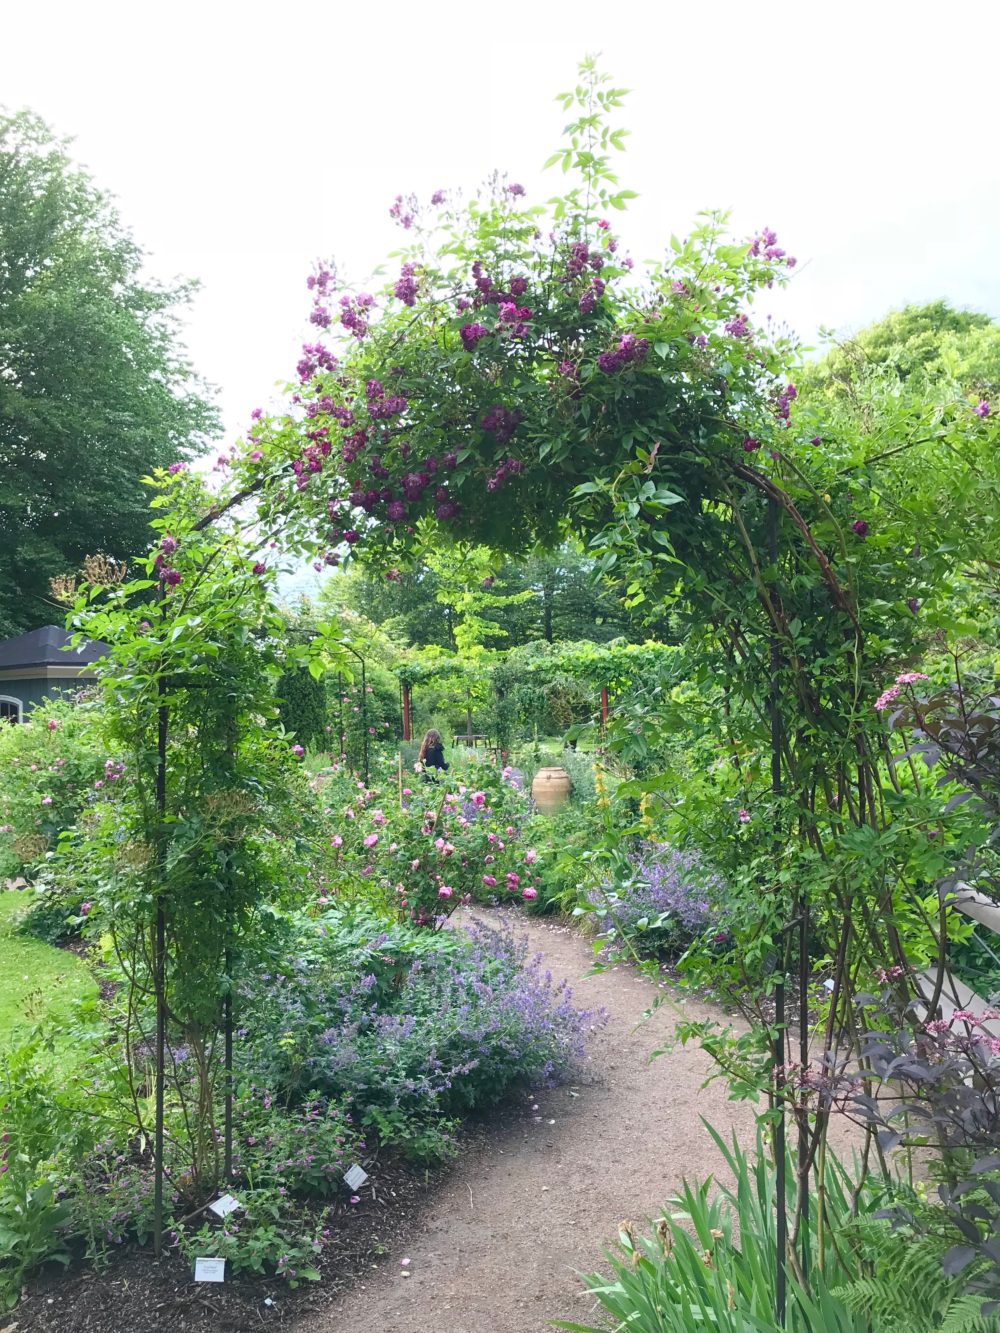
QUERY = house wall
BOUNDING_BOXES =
[0,676,96,716]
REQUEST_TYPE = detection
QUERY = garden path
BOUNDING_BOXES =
[309,910,759,1333]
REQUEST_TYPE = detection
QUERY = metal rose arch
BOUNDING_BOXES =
[68,59,1000,1325]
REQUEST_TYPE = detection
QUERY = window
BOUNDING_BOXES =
[0,696,22,724]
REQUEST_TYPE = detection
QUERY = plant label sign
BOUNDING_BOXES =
[208,1194,240,1218]
[344,1164,369,1191]
[194,1257,226,1283]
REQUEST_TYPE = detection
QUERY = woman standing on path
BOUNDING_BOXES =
[416,728,448,781]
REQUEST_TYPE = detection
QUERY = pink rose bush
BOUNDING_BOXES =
[313,757,542,926]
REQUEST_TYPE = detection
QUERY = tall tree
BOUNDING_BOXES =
[321,545,639,650]
[805,301,1000,401]
[0,111,219,636]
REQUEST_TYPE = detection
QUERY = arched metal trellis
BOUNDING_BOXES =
[336,644,369,785]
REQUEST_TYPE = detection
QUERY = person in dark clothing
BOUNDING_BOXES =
[417,728,448,780]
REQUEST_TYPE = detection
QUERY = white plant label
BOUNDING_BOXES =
[194,1257,226,1283]
[344,1164,369,1190]
[208,1194,240,1218]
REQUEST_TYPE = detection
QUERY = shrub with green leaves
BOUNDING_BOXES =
[0,698,109,880]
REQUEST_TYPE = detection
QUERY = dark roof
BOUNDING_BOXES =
[0,625,108,671]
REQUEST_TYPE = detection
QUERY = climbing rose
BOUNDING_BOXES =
[460,323,490,351]
[394,263,418,306]
[742,437,761,453]
[852,519,869,538]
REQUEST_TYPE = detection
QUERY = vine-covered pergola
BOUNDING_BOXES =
[69,60,999,1321]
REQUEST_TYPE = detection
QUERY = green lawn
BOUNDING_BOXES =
[0,891,98,1047]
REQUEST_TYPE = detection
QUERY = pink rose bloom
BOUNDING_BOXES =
[373,810,387,825]
[410,859,421,871]
[402,787,412,797]
[434,837,446,851]
[438,886,453,899]
[291,744,305,757]
[506,826,514,836]
[506,872,520,890]
[47,719,60,732]
[472,792,486,807]
[524,849,537,864]
[738,809,751,824]
[331,835,343,848]
[487,832,497,844]
[521,887,537,901]
[482,874,497,888]
[364,833,378,848]
[41,796,53,806]
[80,901,92,915]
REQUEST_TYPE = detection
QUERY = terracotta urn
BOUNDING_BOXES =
[531,765,571,814]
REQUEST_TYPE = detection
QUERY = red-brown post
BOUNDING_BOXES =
[600,686,609,725]
[402,683,412,741]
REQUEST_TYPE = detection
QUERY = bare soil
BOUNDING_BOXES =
[5,911,759,1333]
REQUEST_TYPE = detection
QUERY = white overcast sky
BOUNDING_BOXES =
[4,0,999,453]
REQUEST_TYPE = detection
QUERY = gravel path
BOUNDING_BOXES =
[310,912,758,1333]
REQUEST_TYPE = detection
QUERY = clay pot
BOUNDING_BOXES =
[531,765,571,814]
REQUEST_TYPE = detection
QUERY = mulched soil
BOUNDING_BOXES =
[1,1144,466,1333]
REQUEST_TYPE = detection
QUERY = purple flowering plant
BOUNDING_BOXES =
[588,842,725,959]
[240,907,603,1160]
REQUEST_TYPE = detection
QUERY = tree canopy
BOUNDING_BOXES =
[320,545,638,650]
[805,300,1000,401]
[0,110,219,636]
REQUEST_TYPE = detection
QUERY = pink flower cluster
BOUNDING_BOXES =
[874,670,929,712]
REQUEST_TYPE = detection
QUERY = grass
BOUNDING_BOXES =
[0,891,98,1048]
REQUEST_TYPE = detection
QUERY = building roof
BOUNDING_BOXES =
[0,625,108,671]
